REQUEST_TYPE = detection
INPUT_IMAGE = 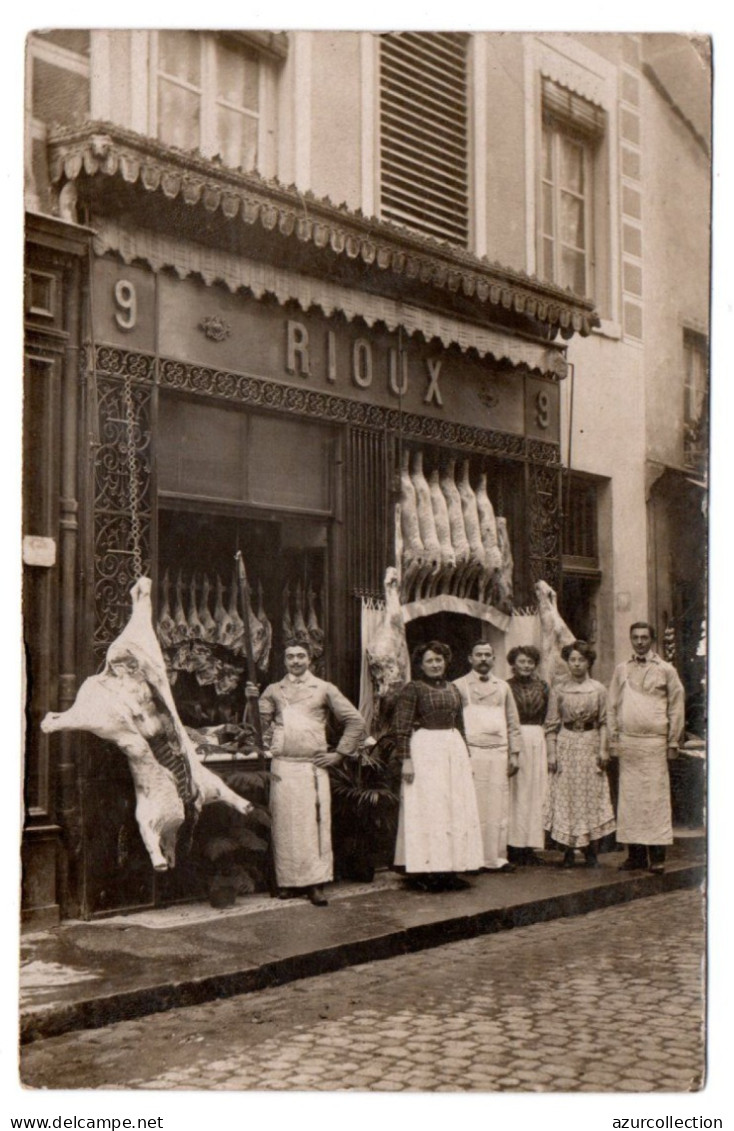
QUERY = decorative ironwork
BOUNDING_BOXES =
[93,344,156,382]
[92,374,152,667]
[527,459,562,592]
[158,355,528,460]
[526,437,562,465]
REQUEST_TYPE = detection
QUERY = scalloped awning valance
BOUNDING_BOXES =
[93,218,569,379]
[48,122,600,341]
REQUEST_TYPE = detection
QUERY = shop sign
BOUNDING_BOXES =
[92,260,559,442]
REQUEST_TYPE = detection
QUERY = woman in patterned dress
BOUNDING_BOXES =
[506,645,550,866]
[393,640,484,891]
[544,640,615,868]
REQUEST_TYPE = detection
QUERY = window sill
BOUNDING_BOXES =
[591,319,622,341]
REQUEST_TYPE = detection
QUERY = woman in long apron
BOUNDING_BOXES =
[544,641,616,867]
[393,640,484,892]
[506,645,550,866]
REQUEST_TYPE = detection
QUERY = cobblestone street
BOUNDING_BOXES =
[21,889,705,1093]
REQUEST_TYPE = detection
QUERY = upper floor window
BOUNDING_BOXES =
[683,330,708,471]
[539,79,605,299]
[153,32,264,172]
[379,32,469,247]
[26,31,91,211]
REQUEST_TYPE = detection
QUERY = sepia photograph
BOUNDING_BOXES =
[14,12,722,1116]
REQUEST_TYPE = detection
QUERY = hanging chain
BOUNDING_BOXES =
[123,373,144,581]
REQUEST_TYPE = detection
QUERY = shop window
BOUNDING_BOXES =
[157,397,335,515]
[539,78,606,300]
[156,509,329,728]
[153,31,268,172]
[562,473,598,566]
[379,31,469,246]
[683,330,708,472]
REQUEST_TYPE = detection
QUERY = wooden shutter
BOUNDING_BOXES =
[379,32,469,246]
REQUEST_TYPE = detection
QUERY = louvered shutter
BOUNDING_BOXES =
[542,77,606,140]
[379,32,469,246]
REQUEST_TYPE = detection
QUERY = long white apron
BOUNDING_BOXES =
[463,703,511,869]
[508,724,548,849]
[394,728,483,873]
[616,685,673,845]
[270,706,332,887]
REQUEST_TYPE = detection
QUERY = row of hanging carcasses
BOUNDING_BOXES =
[155,571,325,695]
[399,449,515,610]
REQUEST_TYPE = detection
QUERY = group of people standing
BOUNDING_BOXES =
[245,620,685,905]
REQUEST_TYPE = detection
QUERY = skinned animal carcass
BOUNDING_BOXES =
[41,577,253,871]
[365,567,410,730]
[535,578,576,684]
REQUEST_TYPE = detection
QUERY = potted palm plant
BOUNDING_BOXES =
[329,734,401,883]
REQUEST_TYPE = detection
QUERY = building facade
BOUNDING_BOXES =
[23,30,710,923]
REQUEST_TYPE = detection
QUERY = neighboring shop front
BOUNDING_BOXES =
[23,124,598,920]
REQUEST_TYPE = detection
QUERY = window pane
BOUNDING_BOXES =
[560,248,586,295]
[35,30,90,55]
[542,237,555,282]
[560,136,584,194]
[541,127,553,180]
[216,107,258,170]
[32,58,89,125]
[158,399,246,499]
[159,30,201,85]
[541,183,555,237]
[158,80,200,151]
[560,192,585,249]
[248,416,333,512]
[216,42,259,112]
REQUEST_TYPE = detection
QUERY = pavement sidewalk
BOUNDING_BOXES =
[20,837,705,1045]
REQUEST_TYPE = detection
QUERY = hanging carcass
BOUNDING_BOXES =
[365,566,410,731]
[535,578,575,684]
[41,578,254,872]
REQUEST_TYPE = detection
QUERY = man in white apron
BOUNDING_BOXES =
[454,642,524,872]
[608,622,685,874]
[247,642,366,905]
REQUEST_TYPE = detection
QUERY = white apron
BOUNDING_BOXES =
[270,706,332,887]
[616,685,673,846]
[463,703,511,869]
[394,728,483,873]
[508,724,548,849]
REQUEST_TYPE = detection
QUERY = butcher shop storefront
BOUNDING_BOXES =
[24,124,598,922]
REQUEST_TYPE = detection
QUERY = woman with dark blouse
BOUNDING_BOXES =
[393,640,483,892]
[506,645,550,866]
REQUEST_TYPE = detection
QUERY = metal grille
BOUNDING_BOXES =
[346,425,390,600]
[563,475,598,561]
[379,32,469,246]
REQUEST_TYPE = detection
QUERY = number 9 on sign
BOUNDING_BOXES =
[114,279,137,330]
[535,390,550,429]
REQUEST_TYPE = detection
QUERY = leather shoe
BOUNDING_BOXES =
[618,859,644,871]
[441,875,472,891]
[307,885,329,906]
[648,864,665,875]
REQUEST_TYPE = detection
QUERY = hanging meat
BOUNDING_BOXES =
[212,574,238,649]
[187,574,205,640]
[475,471,503,603]
[292,582,312,650]
[224,572,247,654]
[172,571,190,644]
[282,582,294,642]
[306,584,325,665]
[493,516,515,613]
[410,450,442,600]
[156,570,176,649]
[398,447,426,602]
[256,581,273,674]
[427,468,456,596]
[456,460,486,599]
[197,574,218,644]
[439,457,470,596]
[41,577,253,872]
[365,566,410,731]
[535,578,575,684]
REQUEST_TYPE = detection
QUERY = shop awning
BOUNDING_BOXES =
[47,122,600,344]
[93,217,569,378]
